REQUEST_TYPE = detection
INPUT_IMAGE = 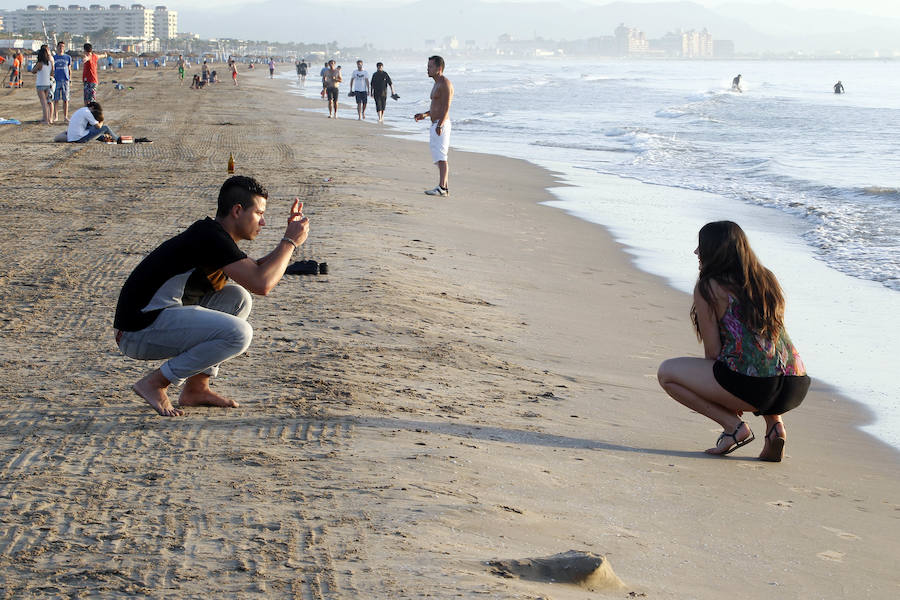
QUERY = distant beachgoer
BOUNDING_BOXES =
[2,54,12,88]
[113,176,310,417]
[833,80,844,94]
[731,74,742,93]
[210,70,218,84]
[53,41,72,123]
[320,62,328,98]
[153,57,160,69]
[323,60,342,118]
[298,59,308,85]
[66,101,118,143]
[657,221,810,462]
[31,45,54,125]
[228,56,238,86]
[268,57,275,78]
[370,62,396,123]
[82,43,106,104]
[177,54,186,85]
[190,73,203,89]
[414,55,454,196]
[9,50,24,88]
[349,60,370,120]
[201,60,211,85]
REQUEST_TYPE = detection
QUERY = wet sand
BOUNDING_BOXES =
[0,66,898,598]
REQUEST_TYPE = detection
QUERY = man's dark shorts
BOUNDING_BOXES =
[374,93,387,112]
[326,86,339,102]
[354,90,368,105]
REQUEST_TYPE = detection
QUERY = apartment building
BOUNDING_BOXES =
[2,4,177,40]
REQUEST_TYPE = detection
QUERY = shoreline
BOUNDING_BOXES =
[285,73,900,456]
[1,67,898,598]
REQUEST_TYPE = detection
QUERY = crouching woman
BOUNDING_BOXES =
[657,221,810,462]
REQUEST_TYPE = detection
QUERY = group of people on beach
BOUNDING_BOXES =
[317,58,398,123]
[4,40,122,143]
[108,53,805,464]
[18,40,79,125]
[316,55,451,197]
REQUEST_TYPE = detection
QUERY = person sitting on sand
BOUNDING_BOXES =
[657,221,810,461]
[65,101,118,142]
[113,176,310,416]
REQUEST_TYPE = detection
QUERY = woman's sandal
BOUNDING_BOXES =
[707,421,755,456]
[759,423,786,462]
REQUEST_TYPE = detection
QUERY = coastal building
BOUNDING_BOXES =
[496,33,561,57]
[2,4,176,41]
[653,28,714,58]
[682,28,713,58]
[614,23,649,56]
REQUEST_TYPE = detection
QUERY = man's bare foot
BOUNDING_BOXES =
[179,375,239,408]
[132,370,183,416]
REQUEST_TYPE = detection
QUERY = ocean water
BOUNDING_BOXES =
[287,59,899,452]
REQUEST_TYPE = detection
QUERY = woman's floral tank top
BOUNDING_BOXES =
[717,295,806,377]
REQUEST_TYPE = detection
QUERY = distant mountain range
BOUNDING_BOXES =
[178,0,900,55]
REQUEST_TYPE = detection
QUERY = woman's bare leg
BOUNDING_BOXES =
[658,357,758,453]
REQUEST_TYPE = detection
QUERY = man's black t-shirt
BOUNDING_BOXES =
[114,218,247,332]
[371,71,392,95]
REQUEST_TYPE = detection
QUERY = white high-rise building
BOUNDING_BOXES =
[2,4,177,41]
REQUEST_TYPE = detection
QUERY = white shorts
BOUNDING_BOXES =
[429,120,451,163]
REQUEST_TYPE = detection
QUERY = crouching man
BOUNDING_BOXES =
[113,176,309,416]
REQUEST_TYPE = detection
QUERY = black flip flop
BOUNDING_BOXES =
[709,422,755,456]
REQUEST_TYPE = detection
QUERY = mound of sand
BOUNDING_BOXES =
[488,550,626,591]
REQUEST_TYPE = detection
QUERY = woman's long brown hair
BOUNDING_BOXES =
[691,221,785,340]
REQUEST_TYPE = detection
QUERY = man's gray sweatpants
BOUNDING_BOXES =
[118,284,253,386]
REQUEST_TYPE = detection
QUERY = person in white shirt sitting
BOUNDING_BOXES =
[63,101,118,143]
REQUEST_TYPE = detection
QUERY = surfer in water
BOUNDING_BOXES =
[731,74,742,93]
[834,80,844,94]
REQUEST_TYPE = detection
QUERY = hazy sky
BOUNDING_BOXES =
[0,0,898,18]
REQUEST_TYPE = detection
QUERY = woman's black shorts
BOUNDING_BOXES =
[713,360,810,416]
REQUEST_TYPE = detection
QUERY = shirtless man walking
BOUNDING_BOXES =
[323,60,342,119]
[414,55,454,196]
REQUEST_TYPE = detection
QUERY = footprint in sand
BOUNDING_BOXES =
[767,500,793,509]
[821,526,861,540]
[817,550,845,562]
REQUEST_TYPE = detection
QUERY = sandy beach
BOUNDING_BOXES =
[1,66,898,598]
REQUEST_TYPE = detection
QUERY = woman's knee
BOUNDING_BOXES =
[657,358,677,386]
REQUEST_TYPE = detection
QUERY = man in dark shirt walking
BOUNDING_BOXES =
[370,62,396,123]
[114,176,310,416]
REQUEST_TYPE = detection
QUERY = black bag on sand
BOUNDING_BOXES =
[285,260,318,275]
